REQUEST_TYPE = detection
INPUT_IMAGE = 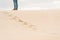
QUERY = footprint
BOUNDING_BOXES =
[23,22,28,25]
[29,25,34,28]
[18,19,24,22]
[2,11,37,31]
[8,14,37,30]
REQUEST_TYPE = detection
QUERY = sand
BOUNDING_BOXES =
[0,9,60,40]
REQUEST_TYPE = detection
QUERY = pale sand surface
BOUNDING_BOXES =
[0,9,60,40]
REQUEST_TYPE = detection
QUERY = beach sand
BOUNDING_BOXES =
[0,9,60,40]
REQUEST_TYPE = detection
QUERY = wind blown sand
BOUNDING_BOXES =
[0,9,60,40]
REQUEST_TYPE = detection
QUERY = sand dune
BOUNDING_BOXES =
[0,9,60,40]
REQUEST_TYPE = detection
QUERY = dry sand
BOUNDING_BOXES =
[0,9,60,40]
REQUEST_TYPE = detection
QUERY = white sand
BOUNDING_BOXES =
[0,9,60,40]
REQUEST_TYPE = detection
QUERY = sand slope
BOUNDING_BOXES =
[0,10,60,40]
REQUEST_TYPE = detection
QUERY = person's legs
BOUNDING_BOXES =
[13,0,18,10]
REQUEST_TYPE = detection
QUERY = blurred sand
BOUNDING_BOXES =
[0,9,60,40]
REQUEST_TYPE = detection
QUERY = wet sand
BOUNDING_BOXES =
[0,9,60,40]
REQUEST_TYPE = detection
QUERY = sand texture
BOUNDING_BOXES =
[0,9,60,40]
